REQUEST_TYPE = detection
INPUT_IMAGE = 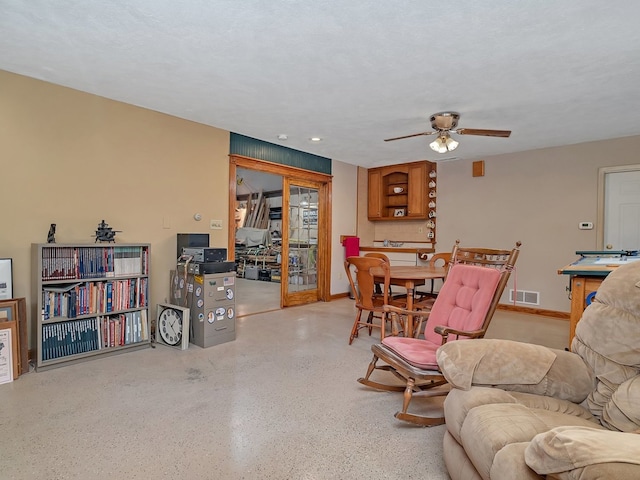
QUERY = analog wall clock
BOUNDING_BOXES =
[156,303,190,350]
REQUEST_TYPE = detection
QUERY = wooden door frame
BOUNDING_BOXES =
[596,164,640,249]
[228,154,333,303]
[282,176,327,307]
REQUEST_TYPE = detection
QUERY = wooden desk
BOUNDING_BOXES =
[558,256,638,348]
[372,265,447,334]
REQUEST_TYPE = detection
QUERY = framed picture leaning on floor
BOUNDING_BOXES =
[0,320,18,383]
[0,298,28,376]
[0,259,12,300]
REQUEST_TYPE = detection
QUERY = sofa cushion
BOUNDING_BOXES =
[524,426,640,476]
[437,339,594,402]
[508,392,595,421]
[445,387,518,444]
[460,403,604,480]
[443,431,483,480]
[603,375,640,431]
[490,442,540,480]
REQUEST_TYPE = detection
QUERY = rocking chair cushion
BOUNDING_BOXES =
[382,336,439,369]
[381,265,502,370]
[423,264,501,345]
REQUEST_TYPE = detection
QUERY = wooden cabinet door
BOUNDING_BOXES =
[367,169,383,219]
[406,162,427,218]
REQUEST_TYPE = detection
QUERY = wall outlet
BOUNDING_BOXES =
[210,219,223,230]
[579,221,593,230]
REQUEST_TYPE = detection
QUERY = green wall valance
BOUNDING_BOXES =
[230,133,331,174]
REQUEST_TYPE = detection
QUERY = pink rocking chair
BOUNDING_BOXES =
[357,242,520,426]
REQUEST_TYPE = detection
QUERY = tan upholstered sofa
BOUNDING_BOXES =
[436,260,640,480]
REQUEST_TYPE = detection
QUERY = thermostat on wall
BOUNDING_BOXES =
[579,222,594,230]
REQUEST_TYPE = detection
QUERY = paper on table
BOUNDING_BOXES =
[594,257,640,265]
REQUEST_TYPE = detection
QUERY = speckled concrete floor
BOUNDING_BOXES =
[236,277,281,317]
[0,298,455,480]
[1,293,568,480]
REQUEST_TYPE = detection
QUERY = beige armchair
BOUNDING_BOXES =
[436,260,640,480]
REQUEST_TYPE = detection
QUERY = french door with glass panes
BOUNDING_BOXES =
[282,178,324,306]
[228,155,332,311]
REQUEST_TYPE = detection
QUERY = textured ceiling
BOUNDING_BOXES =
[2,1,640,168]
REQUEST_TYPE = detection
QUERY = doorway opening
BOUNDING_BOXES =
[234,167,283,317]
[228,155,332,317]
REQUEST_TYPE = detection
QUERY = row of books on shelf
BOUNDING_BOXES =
[41,246,149,280]
[41,311,149,361]
[42,278,148,320]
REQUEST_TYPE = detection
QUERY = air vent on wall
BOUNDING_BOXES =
[509,289,540,306]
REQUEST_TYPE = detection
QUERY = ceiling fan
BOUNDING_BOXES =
[384,112,511,153]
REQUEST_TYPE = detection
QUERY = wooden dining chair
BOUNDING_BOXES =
[364,252,408,304]
[364,252,393,297]
[357,241,521,426]
[414,251,452,305]
[344,256,402,344]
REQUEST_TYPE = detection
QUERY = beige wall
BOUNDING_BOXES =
[357,137,640,312]
[330,160,359,294]
[1,70,362,349]
[7,66,640,340]
[0,70,230,346]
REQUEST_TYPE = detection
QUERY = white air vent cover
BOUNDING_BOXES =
[509,289,540,306]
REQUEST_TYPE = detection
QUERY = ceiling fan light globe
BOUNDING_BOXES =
[429,137,445,153]
[446,136,459,151]
[430,134,457,153]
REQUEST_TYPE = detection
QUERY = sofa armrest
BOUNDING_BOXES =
[525,426,640,477]
[437,339,594,402]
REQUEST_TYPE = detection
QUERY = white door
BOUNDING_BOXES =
[601,167,640,251]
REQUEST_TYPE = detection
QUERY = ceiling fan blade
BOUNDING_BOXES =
[454,128,511,138]
[384,131,436,142]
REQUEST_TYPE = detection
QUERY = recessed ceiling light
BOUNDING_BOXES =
[277,134,288,140]
[310,137,322,142]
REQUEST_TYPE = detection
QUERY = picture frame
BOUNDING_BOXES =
[0,298,17,321]
[156,303,190,350]
[0,259,12,300]
[16,298,27,375]
[393,208,406,217]
[0,320,18,383]
[0,298,28,376]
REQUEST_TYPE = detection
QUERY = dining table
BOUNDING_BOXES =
[371,265,448,335]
